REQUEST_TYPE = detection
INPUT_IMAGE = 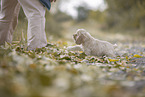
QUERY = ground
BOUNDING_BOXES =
[0,20,145,97]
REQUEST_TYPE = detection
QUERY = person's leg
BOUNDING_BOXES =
[0,0,20,44]
[18,0,47,50]
[10,4,20,38]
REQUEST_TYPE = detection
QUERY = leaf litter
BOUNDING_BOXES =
[0,41,145,97]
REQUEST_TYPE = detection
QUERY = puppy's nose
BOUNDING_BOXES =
[73,34,77,40]
[73,34,77,37]
[73,34,75,37]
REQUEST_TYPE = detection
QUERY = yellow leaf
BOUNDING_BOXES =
[133,54,143,58]
[57,41,62,44]
[108,59,119,62]
[79,51,84,53]
[126,56,128,60]
[133,68,138,71]
[62,42,68,45]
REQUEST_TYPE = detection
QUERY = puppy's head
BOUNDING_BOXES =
[73,29,89,45]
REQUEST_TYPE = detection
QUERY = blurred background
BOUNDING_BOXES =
[1,1,145,97]
[4,0,145,43]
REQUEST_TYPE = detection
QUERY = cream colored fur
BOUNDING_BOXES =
[72,29,116,57]
[67,45,83,51]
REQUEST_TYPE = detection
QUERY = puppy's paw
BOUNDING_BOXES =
[67,45,83,51]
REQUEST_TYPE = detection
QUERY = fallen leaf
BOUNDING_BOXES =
[133,54,143,58]
[108,59,119,62]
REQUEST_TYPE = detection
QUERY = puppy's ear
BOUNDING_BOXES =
[75,34,85,45]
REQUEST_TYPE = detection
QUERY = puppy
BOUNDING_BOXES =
[72,29,116,57]
[67,45,83,51]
